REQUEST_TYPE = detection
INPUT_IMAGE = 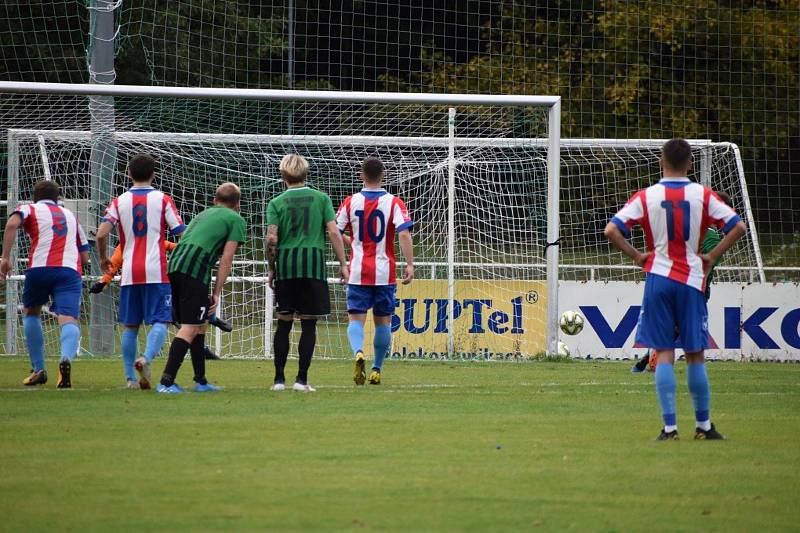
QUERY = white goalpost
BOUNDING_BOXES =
[1,81,564,359]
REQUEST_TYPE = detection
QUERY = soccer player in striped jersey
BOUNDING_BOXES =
[336,157,414,385]
[266,154,349,392]
[0,180,90,388]
[95,154,186,389]
[157,183,247,393]
[632,190,734,373]
[605,139,747,440]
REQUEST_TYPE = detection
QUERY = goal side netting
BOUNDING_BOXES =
[0,88,763,361]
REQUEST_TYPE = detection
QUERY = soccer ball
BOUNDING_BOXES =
[559,310,584,335]
[557,341,570,357]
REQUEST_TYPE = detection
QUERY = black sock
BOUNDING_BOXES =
[190,334,207,384]
[296,318,317,384]
[274,319,292,383]
[161,337,190,386]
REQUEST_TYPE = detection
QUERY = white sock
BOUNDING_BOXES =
[696,420,711,431]
[664,424,678,433]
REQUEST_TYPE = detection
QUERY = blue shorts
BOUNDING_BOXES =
[347,284,397,317]
[635,273,709,352]
[22,267,82,319]
[119,283,173,325]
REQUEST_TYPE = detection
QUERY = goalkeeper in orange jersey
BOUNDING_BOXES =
[631,191,733,373]
[88,241,232,364]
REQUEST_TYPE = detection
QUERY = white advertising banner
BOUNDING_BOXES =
[559,281,800,361]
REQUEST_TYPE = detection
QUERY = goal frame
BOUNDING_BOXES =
[0,81,563,357]
[4,130,768,359]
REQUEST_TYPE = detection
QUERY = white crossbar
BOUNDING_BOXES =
[0,81,560,107]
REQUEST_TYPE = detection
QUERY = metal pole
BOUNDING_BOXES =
[0,81,562,107]
[731,144,766,283]
[6,131,714,149]
[5,133,19,355]
[699,147,712,187]
[37,134,53,181]
[447,108,456,357]
[88,0,118,354]
[214,293,223,357]
[287,0,294,135]
[265,284,273,359]
[546,100,561,355]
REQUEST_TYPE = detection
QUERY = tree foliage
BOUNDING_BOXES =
[400,0,799,145]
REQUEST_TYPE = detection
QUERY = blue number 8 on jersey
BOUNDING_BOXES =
[132,204,148,237]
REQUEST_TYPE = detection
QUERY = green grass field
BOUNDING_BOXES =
[1,358,798,531]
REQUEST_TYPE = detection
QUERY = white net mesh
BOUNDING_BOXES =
[558,142,763,284]
[1,91,765,360]
[3,92,558,359]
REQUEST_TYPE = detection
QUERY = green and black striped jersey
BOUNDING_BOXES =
[266,186,335,281]
[168,206,247,285]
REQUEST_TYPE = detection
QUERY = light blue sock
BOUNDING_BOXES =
[373,324,392,371]
[59,322,80,362]
[23,315,46,372]
[655,362,677,429]
[347,320,365,356]
[687,363,711,427]
[121,328,139,381]
[143,322,168,363]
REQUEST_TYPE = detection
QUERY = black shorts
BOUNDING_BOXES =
[169,271,211,325]
[275,278,331,316]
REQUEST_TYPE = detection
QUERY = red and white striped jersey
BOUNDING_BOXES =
[611,177,741,292]
[13,200,90,274]
[103,186,185,286]
[336,189,413,286]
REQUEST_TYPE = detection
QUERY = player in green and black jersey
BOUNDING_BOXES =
[157,182,247,393]
[266,154,348,392]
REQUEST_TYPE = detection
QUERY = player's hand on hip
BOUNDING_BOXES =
[402,264,414,285]
[339,264,349,285]
[209,293,219,315]
[634,252,649,268]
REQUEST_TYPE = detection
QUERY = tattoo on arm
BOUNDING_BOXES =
[266,225,278,269]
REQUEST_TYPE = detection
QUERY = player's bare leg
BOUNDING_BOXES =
[22,306,47,386]
[654,349,678,440]
[348,313,368,385]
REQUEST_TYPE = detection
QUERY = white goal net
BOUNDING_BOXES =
[2,86,565,360]
[1,86,763,361]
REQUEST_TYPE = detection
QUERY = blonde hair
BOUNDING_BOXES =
[215,182,241,207]
[279,154,309,184]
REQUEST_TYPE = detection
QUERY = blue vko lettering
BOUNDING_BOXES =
[582,305,800,350]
